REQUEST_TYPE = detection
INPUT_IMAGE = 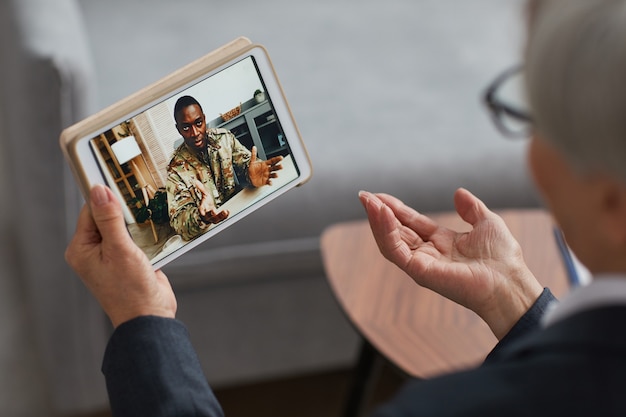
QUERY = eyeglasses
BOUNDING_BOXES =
[483,65,533,139]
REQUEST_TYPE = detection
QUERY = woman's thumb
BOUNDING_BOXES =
[89,185,131,245]
[454,188,492,227]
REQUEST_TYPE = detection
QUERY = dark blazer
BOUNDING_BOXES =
[372,295,626,416]
[102,316,224,417]
[102,289,626,416]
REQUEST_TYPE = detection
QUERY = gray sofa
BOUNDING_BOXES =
[0,0,539,415]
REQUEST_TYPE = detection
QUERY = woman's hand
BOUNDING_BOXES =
[359,188,544,340]
[65,185,177,328]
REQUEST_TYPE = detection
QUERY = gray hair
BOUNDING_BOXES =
[525,0,626,181]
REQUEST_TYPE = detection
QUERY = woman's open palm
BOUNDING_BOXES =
[359,188,544,339]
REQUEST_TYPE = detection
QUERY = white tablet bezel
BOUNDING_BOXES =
[60,38,312,269]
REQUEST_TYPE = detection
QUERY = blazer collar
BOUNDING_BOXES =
[543,275,626,327]
[492,306,626,363]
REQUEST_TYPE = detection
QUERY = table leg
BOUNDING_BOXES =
[343,338,386,417]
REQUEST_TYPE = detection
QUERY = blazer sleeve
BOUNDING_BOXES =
[102,316,224,417]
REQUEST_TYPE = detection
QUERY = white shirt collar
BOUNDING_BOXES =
[542,274,626,327]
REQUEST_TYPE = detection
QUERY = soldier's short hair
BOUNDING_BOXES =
[173,95,204,122]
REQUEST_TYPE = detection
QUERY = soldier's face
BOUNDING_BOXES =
[176,104,207,153]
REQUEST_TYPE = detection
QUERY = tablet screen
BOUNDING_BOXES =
[81,52,307,268]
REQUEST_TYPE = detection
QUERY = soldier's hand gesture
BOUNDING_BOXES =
[195,180,229,224]
[248,146,283,187]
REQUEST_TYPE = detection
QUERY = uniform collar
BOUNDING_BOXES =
[206,128,221,149]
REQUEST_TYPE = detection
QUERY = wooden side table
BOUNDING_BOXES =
[321,209,570,416]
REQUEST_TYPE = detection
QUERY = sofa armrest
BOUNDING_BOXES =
[0,0,110,414]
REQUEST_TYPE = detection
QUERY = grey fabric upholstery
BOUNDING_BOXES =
[0,0,108,413]
[0,0,538,414]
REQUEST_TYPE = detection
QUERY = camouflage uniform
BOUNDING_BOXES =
[166,128,252,241]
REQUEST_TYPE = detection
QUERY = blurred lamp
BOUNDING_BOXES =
[111,135,142,165]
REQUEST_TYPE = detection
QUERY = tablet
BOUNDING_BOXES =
[60,37,312,269]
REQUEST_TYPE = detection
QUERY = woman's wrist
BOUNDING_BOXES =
[481,268,544,340]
